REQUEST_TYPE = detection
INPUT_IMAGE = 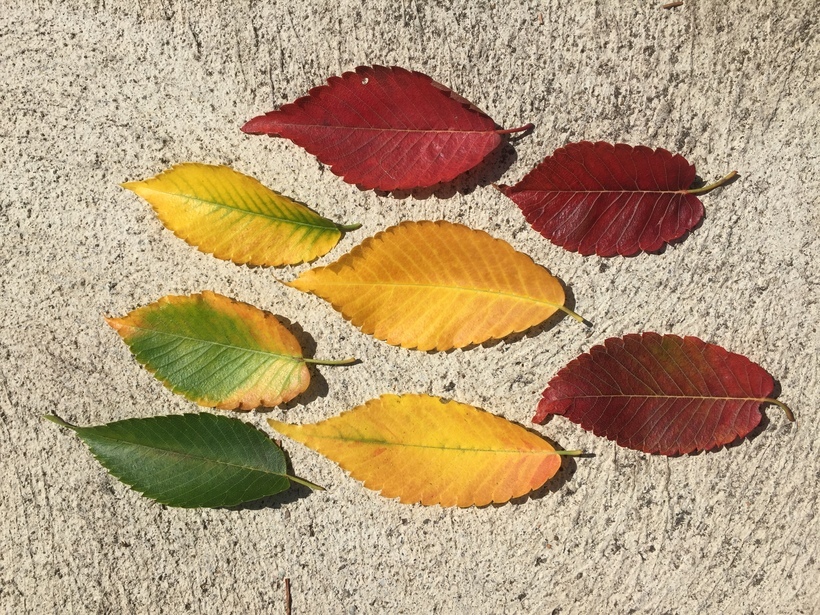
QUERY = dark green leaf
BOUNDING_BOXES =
[46,412,320,508]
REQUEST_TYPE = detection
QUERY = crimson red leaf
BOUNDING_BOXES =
[499,142,736,257]
[242,65,531,191]
[534,333,793,455]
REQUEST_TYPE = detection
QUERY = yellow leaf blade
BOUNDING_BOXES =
[287,221,567,350]
[107,291,311,410]
[268,394,563,507]
[122,163,345,266]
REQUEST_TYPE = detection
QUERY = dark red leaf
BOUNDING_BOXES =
[499,142,736,257]
[242,65,530,192]
[534,333,793,455]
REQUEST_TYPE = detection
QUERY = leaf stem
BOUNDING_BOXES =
[302,356,357,366]
[554,449,584,456]
[761,398,795,422]
[43,414,74,430]
[559,305,592,327]
[496,123,535,135]
[337,222,362,232]
[684,170,738,195]
[287,474,325,491]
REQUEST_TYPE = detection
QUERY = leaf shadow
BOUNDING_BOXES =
[440,278,587,354]
[372,140,521,201]
[261,317,332,411]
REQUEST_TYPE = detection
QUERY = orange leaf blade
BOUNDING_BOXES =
[287,221,568,351]
[268,394,563,507]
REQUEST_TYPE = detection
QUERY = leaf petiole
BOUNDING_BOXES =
[559,305,592,327]
[761,398,795,422]
[337,222,362,232]
[302,356,358,366]
[287,475,325,491]
[684,170,738,195]
[554,449,584,456]
[496,123,535,136]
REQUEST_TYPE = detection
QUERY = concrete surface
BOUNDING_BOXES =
[1,1,818,613]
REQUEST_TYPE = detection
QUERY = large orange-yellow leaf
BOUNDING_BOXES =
[268,394,568,507]
[287,221,579,351]
[107,291,319,410]
[122,163,356,266]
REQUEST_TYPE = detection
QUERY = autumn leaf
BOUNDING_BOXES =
[534,333,794,455]
[286,220,584,351]
[269,394,579,507]
[45,413,320,508]
[499,142,737,257]
[107,291,354,410]
[122,163,359,266]
[242,65,532,191]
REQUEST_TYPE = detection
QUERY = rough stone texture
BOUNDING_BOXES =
[1,1,818,613]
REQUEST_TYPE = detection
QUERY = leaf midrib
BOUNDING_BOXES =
[86,431,288,477]
[126,325,304,364]
[275,122,499,135]
[567,393,768,402]
[308,279,563,309]
[143,188,338,231]
[303,434,554,455]
[513,188,690,195]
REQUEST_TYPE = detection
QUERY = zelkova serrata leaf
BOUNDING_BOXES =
[286,220,584,351]
[122,163,359,266]
[242,65,532,191]
[46,413,320,508]
[534,333,794,455]
[499,142,737,256]
[107,291,354,410]
[269,394,581,507]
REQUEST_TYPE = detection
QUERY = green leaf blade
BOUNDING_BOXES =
[107,292,311,410]
[48,413,292,508]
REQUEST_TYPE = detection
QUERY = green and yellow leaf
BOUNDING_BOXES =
[107,291,324,410]
[269,394,573,507]
[287,220,581,351]
[122,163,357,266]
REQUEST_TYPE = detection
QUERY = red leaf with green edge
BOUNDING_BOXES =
[242,65,531,192]
[107,291,354,410]
[498,142,736,257]
[534,333,793,455]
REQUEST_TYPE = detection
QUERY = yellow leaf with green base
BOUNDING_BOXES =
[269,394,581,507]
[122,163,359,266]
[107,291,354,410]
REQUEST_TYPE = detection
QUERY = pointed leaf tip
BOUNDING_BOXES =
[122,163,345,266]
[269,394,570,507]
[287,220,573,351]
[536,333,789,455]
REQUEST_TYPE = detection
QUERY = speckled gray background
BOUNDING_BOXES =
[1,1,818,613]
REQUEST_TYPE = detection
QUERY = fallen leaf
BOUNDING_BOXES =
[107,291,354,410]
[242,65,532,191]
[286,220,583,351]
[122,163,358,266]
[499,141,736,256]
[269,394,579,507]
[534,333,794,455]
[45,413,320,508]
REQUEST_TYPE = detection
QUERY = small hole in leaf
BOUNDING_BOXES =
[361,77,369,85]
